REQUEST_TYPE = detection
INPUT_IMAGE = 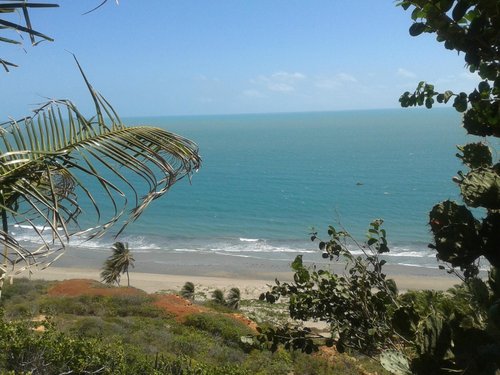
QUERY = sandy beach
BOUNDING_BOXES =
[23,249,461,299]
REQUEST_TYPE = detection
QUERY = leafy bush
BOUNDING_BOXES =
[184,313,254,349]
[260,220,398,354]
[0,317,130,374]
[0,278,51,302]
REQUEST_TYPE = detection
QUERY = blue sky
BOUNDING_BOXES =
[1,1,479,118]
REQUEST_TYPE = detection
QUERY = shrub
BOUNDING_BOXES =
[184,313,254,348]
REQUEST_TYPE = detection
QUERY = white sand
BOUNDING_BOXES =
[25,265,460,299]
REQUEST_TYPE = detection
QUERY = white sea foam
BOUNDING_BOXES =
[174,248,199,253]
[8,224,437,268]
[214,251,252,258]
[239,238,259,242]
[397,262,439,269]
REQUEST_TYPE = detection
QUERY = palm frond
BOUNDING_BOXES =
[0,1,58,70]
[0,68,201,278]
[226,287,241,310]
[180,281,195,300]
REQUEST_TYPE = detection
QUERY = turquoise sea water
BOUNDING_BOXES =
[15,108,472,269]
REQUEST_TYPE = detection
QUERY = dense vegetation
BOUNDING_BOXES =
[260,1,500,374]
[0,278,385,374]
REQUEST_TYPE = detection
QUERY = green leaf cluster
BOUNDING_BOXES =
[260,221,399,355]
[398,0,499,279]
[260,221,500,374]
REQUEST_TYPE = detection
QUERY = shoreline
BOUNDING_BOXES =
[23,259,461,299]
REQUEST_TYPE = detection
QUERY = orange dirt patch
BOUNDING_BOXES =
[153,294,209,322]
[47,279,146,297]
[46,279,258,331]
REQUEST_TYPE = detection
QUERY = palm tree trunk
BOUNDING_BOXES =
[126,268,130,287]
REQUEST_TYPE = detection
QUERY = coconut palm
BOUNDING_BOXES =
[100,262,121,286]
[226,287,241,310]
[0,62,201,297]
[180,281,195,300]
[101,242,134,287]
[211,289,225,306]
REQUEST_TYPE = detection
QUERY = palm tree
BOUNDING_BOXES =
[211,289,225,306]
[100,262,121,286]
[180,281,195,300]
[101,242,134,287]
[0,62,201,297]
[226,287,241,310]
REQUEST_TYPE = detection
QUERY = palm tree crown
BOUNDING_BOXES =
[101,242,134,287]
[0,61,201,290]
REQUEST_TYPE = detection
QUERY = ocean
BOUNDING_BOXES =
[13,108,471,271]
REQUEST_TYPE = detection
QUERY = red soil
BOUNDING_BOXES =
[47,279,146,297]
[153,294,209,322]
[46,279,257,331]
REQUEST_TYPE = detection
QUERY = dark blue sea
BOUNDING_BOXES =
[14,108,473,269]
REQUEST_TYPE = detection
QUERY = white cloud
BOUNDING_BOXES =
[252,71,306,93]
[270,71,306,82]
[397,68,417,79]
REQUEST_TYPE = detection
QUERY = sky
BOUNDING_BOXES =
[1,1,480,119]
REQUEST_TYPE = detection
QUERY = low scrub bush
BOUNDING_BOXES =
[39,294,165,318]
[184,313,254,348]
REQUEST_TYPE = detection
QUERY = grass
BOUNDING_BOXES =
[0,278,388,374]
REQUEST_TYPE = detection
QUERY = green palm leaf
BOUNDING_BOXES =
[101,241,134,286]
[0,1,59,71]
[0,64,201,280]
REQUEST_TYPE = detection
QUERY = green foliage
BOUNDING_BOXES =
[394,2,500,371]
[260,220,399,354]
[211,288,226,305]
[207,287,241,310]
[0,317,129,374]
[184,313,254,349]
[259,219,500,373]
[180,281,195,300]
[397,0,500,276]
[101,242,135,287]
[0,278,358,374]
[39,294,165,319]
[379,351,411,375]
[226,287,241,310]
